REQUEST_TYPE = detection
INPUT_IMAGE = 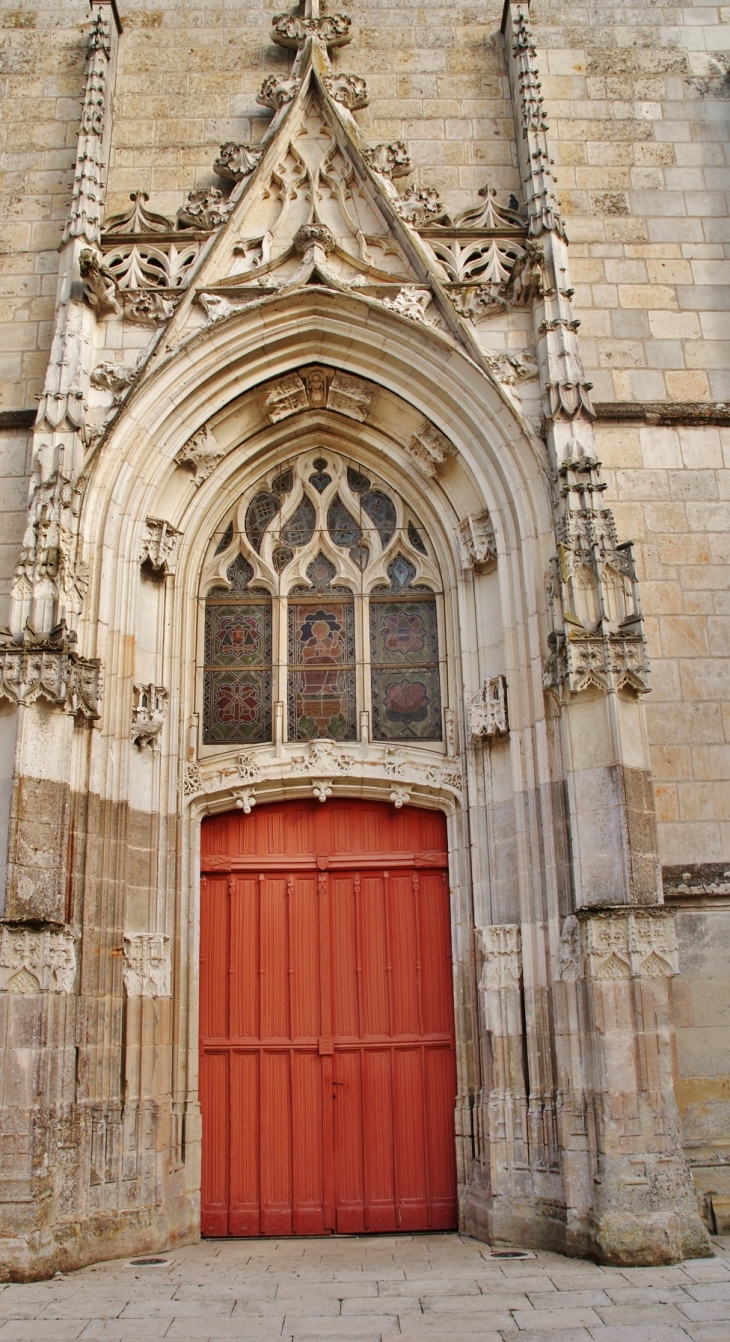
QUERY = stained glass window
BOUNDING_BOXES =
[201,453,442,753]
[203,555,272,744]
[370,555,442,741]
[288,554,356,741]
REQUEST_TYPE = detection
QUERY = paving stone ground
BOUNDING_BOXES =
[1,1233,729,1342]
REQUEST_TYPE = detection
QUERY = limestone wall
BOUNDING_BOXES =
[0,16,727,814]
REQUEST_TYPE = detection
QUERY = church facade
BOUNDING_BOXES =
[0,0,728,1277]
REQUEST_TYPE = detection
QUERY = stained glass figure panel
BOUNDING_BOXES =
[287,598,356,741]
[370,595,442,740]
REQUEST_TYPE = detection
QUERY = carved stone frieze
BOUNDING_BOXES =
[544,629,650,697]
[468,675,508,740]
[458,510,497,570]
[405,419,456,476]
[322,72,369,110]
[123,934,171,998]
[0,624,101,720]
[555,909,679,983]
[175,425,226,485]
[182,761,204,796]
[139,519,183,577]
[476,924,521,992]
[79,249,120,318]
[264,366,372,423]
[131,683,168,750]
[214,142,263,183]
[0,926,79,994]
[237,751,261,783]
[292,740,356,775]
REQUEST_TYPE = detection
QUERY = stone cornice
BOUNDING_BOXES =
[594,401,730,427]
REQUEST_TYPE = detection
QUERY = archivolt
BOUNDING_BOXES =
[79,292,554,738]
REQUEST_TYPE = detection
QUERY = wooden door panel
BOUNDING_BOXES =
[260,877,289,1040]
[330,874,359,1040]
[200,1050,228,1236]
[290,875,320,1040]
[362,1047,396,1232]
[229,1051,260,1235]
[388,872,420,1037]
[291,1050,326,1234]
[230,877,258,1039]
[200,800,457,1238]
[333,1049,365,1233]
[260,1050,293,1235]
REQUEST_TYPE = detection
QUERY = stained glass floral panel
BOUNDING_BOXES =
[203,556,272,744]
[370,595,441,740]
[204,668,272,744]
[287,599,357,741]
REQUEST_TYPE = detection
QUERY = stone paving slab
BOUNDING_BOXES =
[0,1232,728,1341]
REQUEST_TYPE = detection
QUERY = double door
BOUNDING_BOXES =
[200,799,457,1236]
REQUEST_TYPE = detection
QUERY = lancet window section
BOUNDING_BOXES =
[200,451,443,746]
[203,555,272,744]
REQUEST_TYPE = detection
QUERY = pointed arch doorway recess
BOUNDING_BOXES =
[200,799,457,1237]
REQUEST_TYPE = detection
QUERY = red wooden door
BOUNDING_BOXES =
[200,799,457,1237]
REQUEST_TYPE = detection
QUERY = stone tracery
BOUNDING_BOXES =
[202,449,443,745]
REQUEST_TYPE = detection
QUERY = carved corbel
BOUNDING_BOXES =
[175,425,226,485]
[232,787,256,814]
[468,675,508,740]
[139,518,183,577]
[312,779,333,803]
[389,785,411,809]
[131,683,168,749]
[404,419,456,476]
[176,188,233,232]
[0,624,101,721]
[458,510,497,570]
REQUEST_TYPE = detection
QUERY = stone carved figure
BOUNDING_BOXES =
[79,249,120,318]
[458,511,498,570]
